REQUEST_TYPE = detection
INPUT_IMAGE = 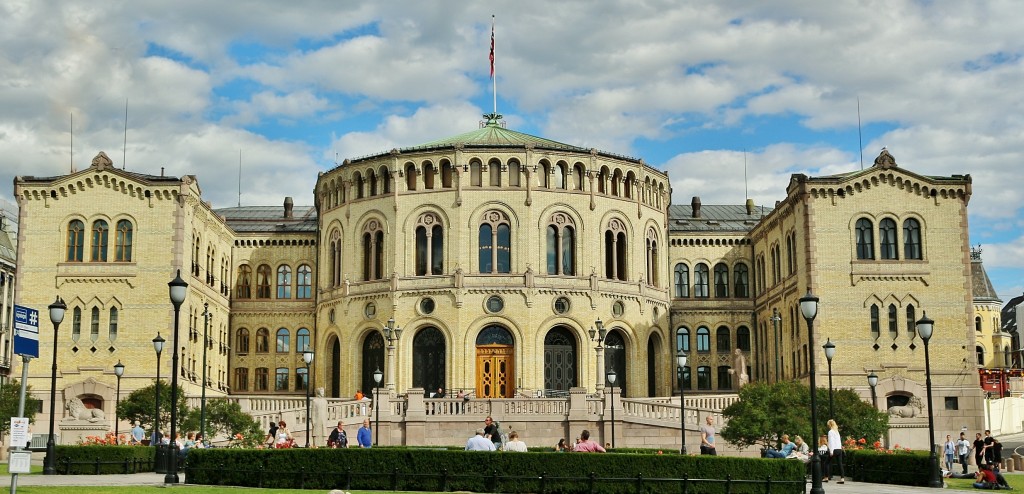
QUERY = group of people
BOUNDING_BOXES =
[263,418,375,449]
[760,419,846,484]
[942,430,1011,489]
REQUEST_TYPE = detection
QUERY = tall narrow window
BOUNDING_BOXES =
[330,229,342,287]
[355,172,364,199]
[67,220,85,262]
[508,161,521,187]
[479,224,493,273]
[296,264,312,299]
[275,368,289,391]
[870,304,880,338]
[90,307,100,342]
[441,161,453,188]
[91,220,109,262]
[405,163,417,191]
[71,307,82,341]
[696,327,710,352]
[368,169,378,196]
[276,265,292,299]
[362,220,385,281]
[479,211,511,273]
[906,305,917,339]
[470,160,482,186]
[545,213,576,275]
[713,263,729,298]
[645,229,659,286]
[415,214,444,276]
[255,368,269,391]
[737,326,751,351]
[676,327,690,352]
[694,263,710,298]
[697,366,711,390]
[423,162,435,189]
[296,367,308,391]
[296,328,310,353]
[276,328,290,353]
[856,218,874,259]
[115,219,133,261]
[879,218,898,259]
[234,368,249,391]
[256,265,271,299]
[716,326,731,351]
[718,366,732,390]
[236,328,250,353]
[734,263,749,298]
[888,304,898,337]
[604,219,628,280]
[489,159,502,186]
[379,166,391,194]
[255,328,269,353]
[236,265,252,299]
[903,218,922,259]
[674,263,689,298]
[108,307,118,341]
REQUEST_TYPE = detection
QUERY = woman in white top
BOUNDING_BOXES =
[826,419,845,484]
[275,421,294,448]
[504,431,528,452]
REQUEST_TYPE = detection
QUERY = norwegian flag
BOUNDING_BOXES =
[489,17,494,79]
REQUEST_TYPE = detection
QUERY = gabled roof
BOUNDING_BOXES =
[215,205,318,233]
[668,203,770,233]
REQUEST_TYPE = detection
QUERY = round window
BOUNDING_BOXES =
[612,300,625,317]
[420,297,435,315]
[364,302,377,319]
[554,297,570,314]
[486,295,504,314]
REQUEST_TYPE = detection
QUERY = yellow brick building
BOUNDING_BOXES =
[10,120,984,439]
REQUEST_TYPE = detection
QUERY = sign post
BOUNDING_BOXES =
[13,305,40,359]
[9,305,40,494]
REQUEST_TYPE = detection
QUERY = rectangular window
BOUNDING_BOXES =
[717,366,732,390]
[697,366,712,390]
[254,368,268,391]
[234,368,249,391]
[944,397,959,410]
[275,368,289,391]
[297,367,308,391]
[108,307,118,342]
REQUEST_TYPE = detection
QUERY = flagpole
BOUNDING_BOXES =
[491,15,497,115]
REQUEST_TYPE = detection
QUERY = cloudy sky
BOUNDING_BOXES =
[1,1,1021,302]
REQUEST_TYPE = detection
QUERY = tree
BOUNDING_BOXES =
[116,380,190,435]
[0,380,40,436]
[721,381,888,450]
[182,398,262,441]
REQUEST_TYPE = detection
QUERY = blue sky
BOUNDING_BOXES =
[0,1,1021,303]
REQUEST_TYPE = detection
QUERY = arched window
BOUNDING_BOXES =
[906,305,917,339]
[441,161,454,188]
[423,162,436,189]
[553,162,566,189]
[624,172,635,199]
[888,304,898,337]
[91,220,109,262]
[540,161,551,188]
[276,265,292,299]
[598,167,608,194]
[603,219,627,281]
[903,218,922,259]
[976,316,982,332]
[697,366,711,390]
[604,330,626,394]
[696,327,710,352]
[508,160,521,187]
[297,264,312,299]
[330,229,342,287]
[676,327,690,352]
[413,327,447,392]
[235,265,252,299]
[977,345,985,366]
[879,218,898,259]
[379,166,391,194]
[405,163,417,191]
[236,328,250,353]
[713,263,729,297]
[296,328,310,353]
[870,304,880,338]
[716,326,730,351]
[479,211,511,274]
[545,213,576,276]
[362,220,385,281]
[367,168,378,196]
[734,263,749,298]
[108,307,118,341]
[611,169,622,196]
[255,328,269,353]
[470,160,482,187]
[856,218,874,260]
[276,328,290,353]
[355,172,364,199]
[362,332,385,398]
[256,265,272,299]
[489,159,502,186]
[573,163,585,190]
[90,307,100,342]
[115,219,133,262]
[674,263,689,298]
[66,220,85,262]
[694,263,710,298]
[645,229,659,286]
[71,307,81,341]
[415,214,444,276]
[737,326,751,351]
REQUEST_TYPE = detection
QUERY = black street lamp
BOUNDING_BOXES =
[770,308,781,383]
[44,296,66,475]
[917,312,943,488]
[199,302,209,442]
[867,371,878,409]
[677,352,687,454]
[373,367,383,446]
[303,348,314,448]
[799,290,824,494]
[113,361,125,443]
[165,270,188,484]
[152,333,165,447]
[607,368,617,449]
[589,319,608,393]
[823,339,836,419]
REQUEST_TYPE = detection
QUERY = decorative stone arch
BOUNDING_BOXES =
[874,374,927,412]
[63,377,115,419]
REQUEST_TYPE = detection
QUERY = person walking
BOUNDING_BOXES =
[327,421,348,448]
[973,432,986,471]
[826,419,845,484]
[357,418,373,448]
[957,432,972,475]
[818,435,831,481]
[944,434,956,473]
[699,416,717,455]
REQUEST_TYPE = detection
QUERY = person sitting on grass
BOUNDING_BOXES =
[974,463,998,489]
[765,434,796,458]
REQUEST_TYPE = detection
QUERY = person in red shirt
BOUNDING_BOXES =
[573,430,606,453]
[974,463,997,489]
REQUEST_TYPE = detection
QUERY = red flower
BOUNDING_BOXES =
[858,438,867,444]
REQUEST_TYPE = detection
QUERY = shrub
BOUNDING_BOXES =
[54,445,155,474]
[846,448,932,486]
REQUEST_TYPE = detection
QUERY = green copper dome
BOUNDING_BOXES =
[404,113,589,152]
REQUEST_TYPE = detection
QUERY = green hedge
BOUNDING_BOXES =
[54,445,155,474]
[846,449,931,486]
[185,447,805,493]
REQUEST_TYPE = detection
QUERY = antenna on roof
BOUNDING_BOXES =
[122,98,128,170]
[238,149,242,207]
[857,96,864,170]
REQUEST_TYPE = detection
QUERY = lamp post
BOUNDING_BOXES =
[677,352,687,454]
[381,318,402,392]
[589,319,608,392]
[770,308,781,383]
[113,361,125,443]
[823,339,836,419]
[43,295,66,475]
[152,334,165,447]
[303,348,314,448]
[199,302,209,442]
[373,367,383,446]
[867,371,878,409]
[917,312,943,488]
[607,368,617,449]
[798,290,824,494]
[165,270,187,484]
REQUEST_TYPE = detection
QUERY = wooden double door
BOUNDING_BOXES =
[475,344,515,398]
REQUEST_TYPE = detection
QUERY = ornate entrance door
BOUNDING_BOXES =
[476,345,514,398]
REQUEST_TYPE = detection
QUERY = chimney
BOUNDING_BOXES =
[284,197,294,218]
[691,196,701,218]
[745,198,755,215]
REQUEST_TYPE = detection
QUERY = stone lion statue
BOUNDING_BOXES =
[65,397,106,422]
[887,396,923,418]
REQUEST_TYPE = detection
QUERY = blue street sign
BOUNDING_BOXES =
[13,305,40,358]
